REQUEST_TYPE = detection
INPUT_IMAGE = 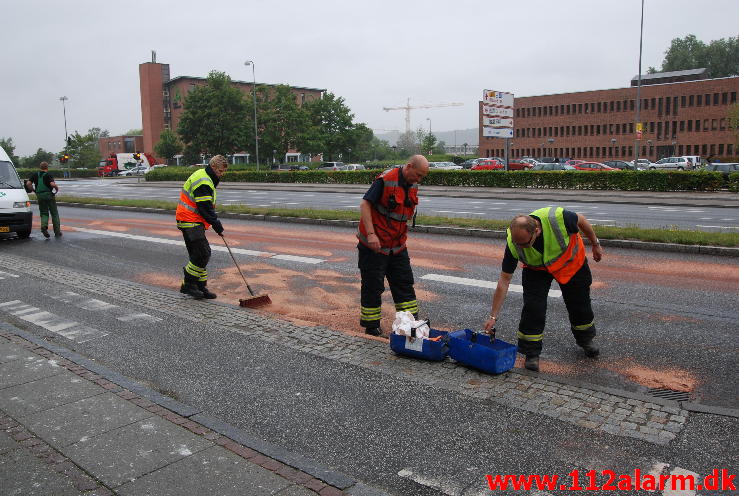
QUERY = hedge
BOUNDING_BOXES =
[145,166,733,192]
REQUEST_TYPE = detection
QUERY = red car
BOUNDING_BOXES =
[573,162,617,171]
[471,159,503,170]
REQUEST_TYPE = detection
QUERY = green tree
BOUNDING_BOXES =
[177,70,250,157]
[63,129,102,168]
[0,137,20,164]
[301,92,356,161]
[419,130,438,156]
[652,34,739,77]
[396,131,419,157]
[123,129,143,136]
[729,103,739,149]
[256,85,307,163]
[154,128,183,162]
[19,148,55,168]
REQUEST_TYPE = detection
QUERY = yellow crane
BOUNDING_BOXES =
[383,98,463,134]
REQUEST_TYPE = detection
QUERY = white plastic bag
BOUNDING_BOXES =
[391,311,430,339]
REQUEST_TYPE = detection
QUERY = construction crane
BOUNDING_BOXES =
[383,98,463,134]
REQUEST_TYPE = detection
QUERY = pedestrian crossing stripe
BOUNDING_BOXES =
[420,274,563,298]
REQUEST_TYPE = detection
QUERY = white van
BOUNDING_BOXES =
[0,147,32,239]
[681,156,701,170]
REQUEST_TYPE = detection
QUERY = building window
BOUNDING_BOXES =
[731,92,737,103]
[687,120,693,132]
[688,95,694,106]
[650,97,656,109]
[712,119,717,130]
[728,144,734,155]
[657,122,662,139]
[680,121,685,132]
[649,122,655,133]
[576,103,582,114]
[617,101,622,112]
[658,97,663,115]
[703,119,709,130]
[722,92,728,105]
[596,102,601,113]
[719,144,724,154]
[697,94,702,106]
[720,118,726,131]
[695,120,701,131]
[705,94,711,106]
[681,95,686,107]
[609,101,614,112]
[713,93,719,105]
[630,100,635,111]
[702,144,708,155]
[710,144,716,155]
[543,106,548,116]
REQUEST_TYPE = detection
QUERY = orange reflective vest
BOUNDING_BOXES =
[175,168,217,230]
[506,207,585,284]
[358,167,418,254]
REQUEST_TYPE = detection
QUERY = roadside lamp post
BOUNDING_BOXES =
[671,140,677,157]
[347,148,351,162]
[611,138,617,158]
[633,0,645,166]
[272,149,276,166]
[547,137,554,158]
[60,96,69,178]
[244,61,260,170]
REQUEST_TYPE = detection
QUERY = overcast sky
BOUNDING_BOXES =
[2,0,738,156]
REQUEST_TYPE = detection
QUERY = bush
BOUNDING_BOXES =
[728,172,739,192]
[145,168,727,192]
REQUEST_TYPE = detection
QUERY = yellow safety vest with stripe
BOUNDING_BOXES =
[506,206,585,285]
[175,168,217,229]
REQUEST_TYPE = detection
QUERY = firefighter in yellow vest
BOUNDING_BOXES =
[175,155,228,299]
[483,207,604,372]
[357,155,430,336]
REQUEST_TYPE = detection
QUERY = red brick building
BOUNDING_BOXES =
[479,72,739,162]
[98,135,144,158]
[139,58,325,160]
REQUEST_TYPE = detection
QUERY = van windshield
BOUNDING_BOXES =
[0,161,23,189]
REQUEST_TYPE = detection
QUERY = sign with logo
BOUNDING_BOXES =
[483,127,514,138]
[482,89,514,140]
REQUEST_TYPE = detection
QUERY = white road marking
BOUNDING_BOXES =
[117,313,162,323]
[588,219,615,222]
[0,270,19,279]
[70,227,326,264]
[421,274,562,298]
[695,225,739,229]
[721,218,735,221]
[0,300,108,342]
[698,217,713,220]
[397,468,477,496]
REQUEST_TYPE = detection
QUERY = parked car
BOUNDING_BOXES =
[629,159,652,170]
[471,159,503,170]
[563,159,585,167]
[506,161,533,170]
[704,163,739,179]
[460,158,484,169]
[289,165,310,171]
[650,157,690,170]
[603,160,637,170]
[430,161,463,170]
[519,158,539,167]
[573,162,617,171]
[319,161,345,171]
[530,163,576,171]
[340,164,366,171]
[119,165,149,176]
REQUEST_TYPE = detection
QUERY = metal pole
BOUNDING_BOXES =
[504,138,509,171]
[245,61,259,170]
[60,96,68,143]
[634,0,644,166]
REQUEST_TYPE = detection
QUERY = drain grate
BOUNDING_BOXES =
[647,388,691,402]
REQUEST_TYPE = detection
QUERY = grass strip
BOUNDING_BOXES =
[52,195,738,247]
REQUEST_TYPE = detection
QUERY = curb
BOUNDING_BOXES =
[0,321,391,496]
[52,201,739,257]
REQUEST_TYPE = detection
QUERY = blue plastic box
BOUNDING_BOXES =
[448,329,517,374]
[389,328,449,361]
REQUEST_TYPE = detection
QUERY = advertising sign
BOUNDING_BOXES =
[483,90,514,108]
[482,105,514,118]
[483,127,514,138]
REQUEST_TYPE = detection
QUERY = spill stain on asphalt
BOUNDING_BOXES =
[605,359,697,392]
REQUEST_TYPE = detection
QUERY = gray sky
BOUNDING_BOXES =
[2,0,738,156]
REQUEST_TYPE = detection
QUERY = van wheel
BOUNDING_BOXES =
[677,167,684,170]
[16,229,31,239]
[649,166,656,170]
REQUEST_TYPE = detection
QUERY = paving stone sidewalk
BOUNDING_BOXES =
[0,334,378,496]
[0,253,696,447]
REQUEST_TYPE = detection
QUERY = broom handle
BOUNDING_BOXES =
[219,234,256,296]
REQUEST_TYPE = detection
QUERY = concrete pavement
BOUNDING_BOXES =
[0,328,382,496]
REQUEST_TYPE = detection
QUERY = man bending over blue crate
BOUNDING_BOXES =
[483,207,604,372]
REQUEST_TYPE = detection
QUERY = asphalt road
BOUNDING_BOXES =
[0,204,739,495]
[58,179,739,232]
[1,206,737,495]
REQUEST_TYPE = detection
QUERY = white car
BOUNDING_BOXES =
[629,159,652,170]
[119,165,149,176]
[650,157,690,170]
[340,164,366,171]
[430,161,463,170]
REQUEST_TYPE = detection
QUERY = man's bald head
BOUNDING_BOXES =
[509,214,540,247]
[403,155,429,184]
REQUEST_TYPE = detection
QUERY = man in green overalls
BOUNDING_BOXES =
[25,161,61,238]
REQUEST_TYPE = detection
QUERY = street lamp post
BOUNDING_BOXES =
[59,96,69,144]
[611,138,617,158]
[244,61,260,170]
[633,0,645,166]
[547,137,554,158]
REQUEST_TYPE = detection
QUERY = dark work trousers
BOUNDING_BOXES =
[358,244,417,329]
[179,224,211,283]
[517,260,596,357]
[36,191,60,233]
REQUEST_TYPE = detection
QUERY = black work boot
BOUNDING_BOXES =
[41,228,50,238]
[524,355,540,372]
[197,282,217,299]
[54,230,62,237]
[180,269,204,299]
[579,341,600,358]
[364,327,382,337]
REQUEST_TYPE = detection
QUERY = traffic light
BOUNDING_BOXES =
[59,154,70,164]
[133,152,141,161]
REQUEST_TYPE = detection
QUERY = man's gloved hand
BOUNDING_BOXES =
[212,220,224,235]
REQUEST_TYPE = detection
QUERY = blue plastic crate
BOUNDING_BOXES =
[448,329,517,374]
[389,328,449,361]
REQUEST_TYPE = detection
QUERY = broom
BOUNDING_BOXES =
[219,234,272,308]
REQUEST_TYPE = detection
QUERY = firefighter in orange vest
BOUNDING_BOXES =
[357,155,430,336]
[483,207,604,372]
[175,155,228,299]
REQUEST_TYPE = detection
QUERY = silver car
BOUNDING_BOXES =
[650,157,690,171]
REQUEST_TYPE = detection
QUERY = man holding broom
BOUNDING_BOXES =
[175,155,228,299]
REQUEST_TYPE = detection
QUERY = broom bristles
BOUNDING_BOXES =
[239,294,272,308]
